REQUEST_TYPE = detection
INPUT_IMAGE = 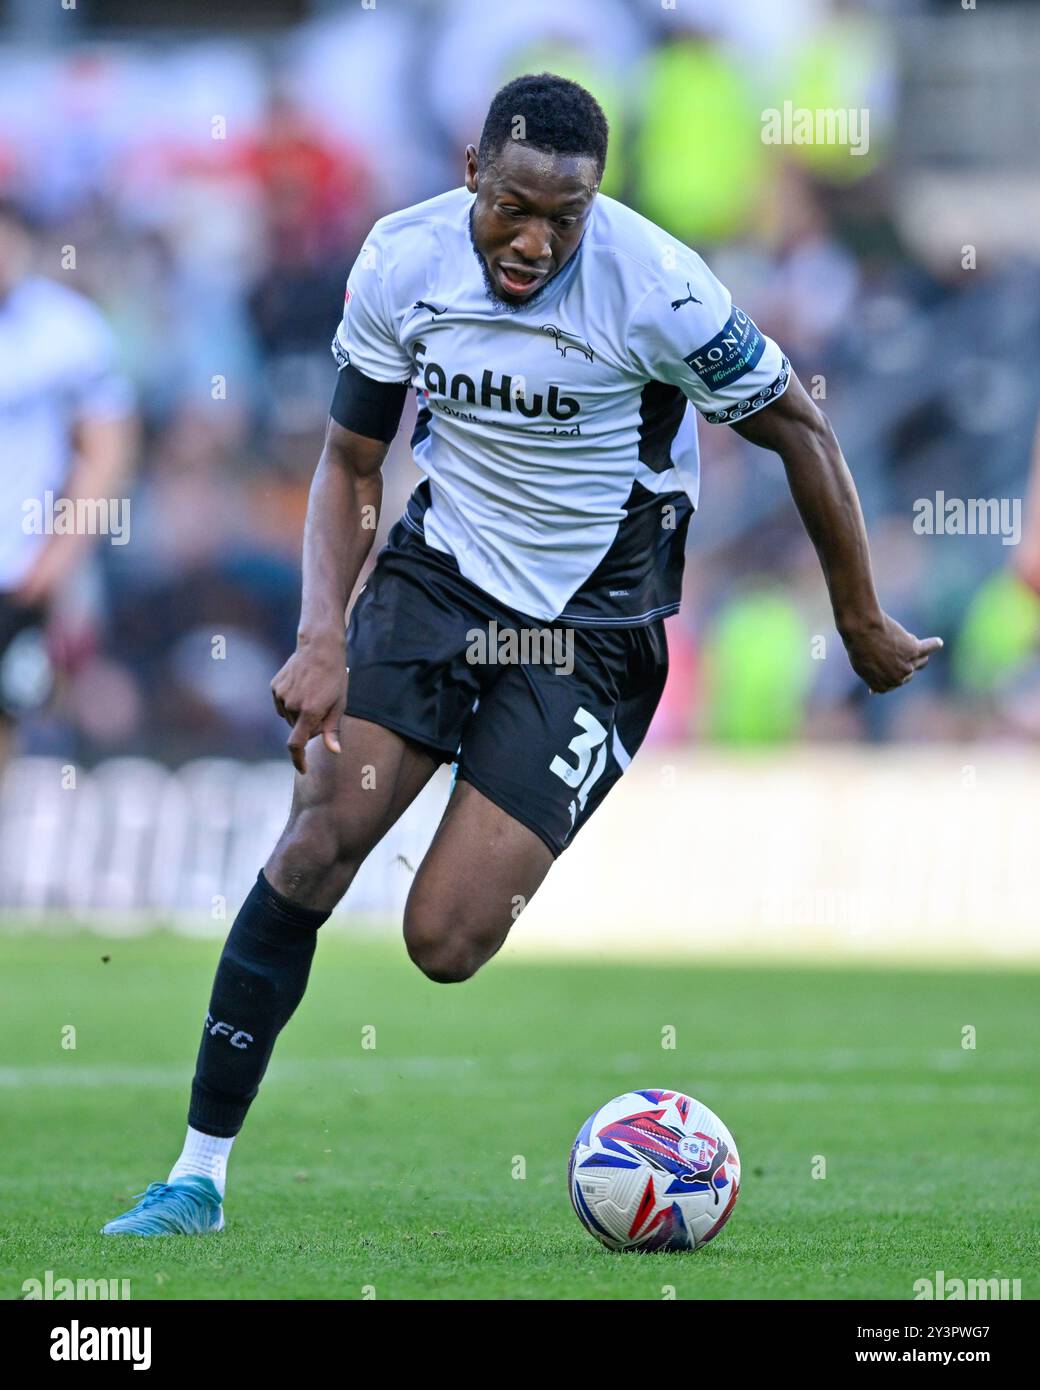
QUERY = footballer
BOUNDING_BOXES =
[102,75,940,1235]
[0,198,135,772]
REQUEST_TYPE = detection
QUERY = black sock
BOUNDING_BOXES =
[188,870,329,1137]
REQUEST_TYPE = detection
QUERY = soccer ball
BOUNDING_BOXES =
[568,1089,741,1252]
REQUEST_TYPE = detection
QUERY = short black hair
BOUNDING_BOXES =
[477,73,608,180]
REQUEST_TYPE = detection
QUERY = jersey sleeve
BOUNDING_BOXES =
[628,248,790,426]
[330,228,414,385]
[66,300,135,420]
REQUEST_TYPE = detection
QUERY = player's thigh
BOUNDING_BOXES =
[402,778,554,982]
[453,620,668,860]
[266,714,441,904]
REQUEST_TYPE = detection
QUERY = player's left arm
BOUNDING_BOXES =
[730,371,942,693]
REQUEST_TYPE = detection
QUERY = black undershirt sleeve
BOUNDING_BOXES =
[329,362,409,443]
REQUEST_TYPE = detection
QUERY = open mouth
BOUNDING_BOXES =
[498,264,546,296]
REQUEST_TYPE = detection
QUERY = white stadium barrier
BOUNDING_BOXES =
[0,750,1036,962]
[0,756,449,935]
[533,748,1040,963]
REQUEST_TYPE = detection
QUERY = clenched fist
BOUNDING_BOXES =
[841,612,942,694]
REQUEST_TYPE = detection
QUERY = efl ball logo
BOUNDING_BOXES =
[677,1133,714,1170]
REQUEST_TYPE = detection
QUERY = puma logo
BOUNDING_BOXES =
[670,282,702,311]
[414,300,447,317]
[541,323,594,362]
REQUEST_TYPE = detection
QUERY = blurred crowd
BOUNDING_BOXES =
[2,0,1040,762]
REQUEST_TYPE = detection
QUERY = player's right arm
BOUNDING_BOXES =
[270,419,391,774]
[272,226,413,773]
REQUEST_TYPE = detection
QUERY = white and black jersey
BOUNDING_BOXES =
[332,186,789,627]
[0,276,133,593]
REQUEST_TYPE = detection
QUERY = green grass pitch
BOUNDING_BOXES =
[1,931,1037,1300]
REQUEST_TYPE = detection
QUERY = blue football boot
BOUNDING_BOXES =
[101,1176,224,1236]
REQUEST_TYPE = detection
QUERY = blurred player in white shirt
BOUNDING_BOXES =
[0,197,136,767]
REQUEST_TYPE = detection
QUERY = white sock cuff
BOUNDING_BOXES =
[168,1125,234,1196]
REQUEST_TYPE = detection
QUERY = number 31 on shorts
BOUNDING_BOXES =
[549,706,609,827]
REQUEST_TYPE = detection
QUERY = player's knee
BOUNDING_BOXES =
[403,908,482,984]
[284,804,364,870]
[406,935,480,984]
[268,806,367,904]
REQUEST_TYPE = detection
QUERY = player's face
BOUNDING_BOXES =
[465,141,599,306]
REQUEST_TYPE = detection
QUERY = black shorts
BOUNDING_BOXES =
[345,520,668,857]
[0,594,48,720]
